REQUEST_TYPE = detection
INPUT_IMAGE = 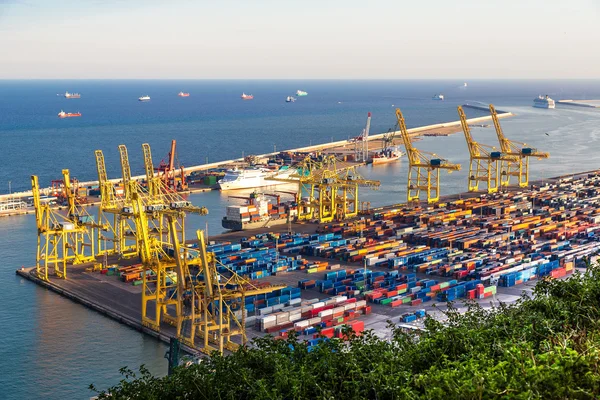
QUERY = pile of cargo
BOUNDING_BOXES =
[257,295,370,335]
[399,309,426,323]
[205,239,308,279]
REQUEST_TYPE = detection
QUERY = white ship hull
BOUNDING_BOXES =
[533,103,555,109]
[218,168,297,190]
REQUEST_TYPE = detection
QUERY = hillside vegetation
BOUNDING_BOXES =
[93,266,600,399]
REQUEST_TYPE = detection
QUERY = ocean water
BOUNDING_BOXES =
[1,79,600,399]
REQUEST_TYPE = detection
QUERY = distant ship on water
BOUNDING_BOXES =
[533,95,555,109]
[432,94,444,101]
[296,90,308,96]
[178,91,190,97]
[286,96,296,103]
[58,110,81,118]
[241,93,254,100]
[138,95,150,102]
[64,91,80,99]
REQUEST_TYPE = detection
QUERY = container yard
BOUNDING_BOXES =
[16,166,600,356]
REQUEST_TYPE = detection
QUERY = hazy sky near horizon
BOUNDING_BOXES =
[1,0,598,79]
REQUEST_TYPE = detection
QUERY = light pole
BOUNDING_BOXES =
[8,181,11,196]
[273,144,276,153]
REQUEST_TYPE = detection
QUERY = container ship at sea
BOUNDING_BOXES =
[178,91,190,97]
[64,91,81,99]
[57,110,81,118]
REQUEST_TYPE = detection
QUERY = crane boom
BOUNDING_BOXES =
[31,175,43,230]
[118,144,133,201]
[168,140,176,172]
[396,108,418,162]
[95,150,116,209]
[458,106,479,156]
[62,169,75,217]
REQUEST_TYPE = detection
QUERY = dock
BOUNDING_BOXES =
[17,167,600,355]
[557,99,600,108]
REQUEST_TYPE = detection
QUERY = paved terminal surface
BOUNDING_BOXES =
[15,252,547,353]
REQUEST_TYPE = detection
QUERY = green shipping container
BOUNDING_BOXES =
[203,175,217,185]
[132,280,143,286]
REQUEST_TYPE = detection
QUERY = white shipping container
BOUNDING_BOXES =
[289,313,302,322]
[356,300,367,308]
[288,298,302,306]
[333,306,345,314]
[308,317,322,325]
[272,304,285,311]
[311,301,325,309]
[334,296,348,303]
[294,320,310,328]
[303,298,320,305]
[343,303,356,311]
[318,309,333,317]
[261,315,277,323]
[258,306,274,315]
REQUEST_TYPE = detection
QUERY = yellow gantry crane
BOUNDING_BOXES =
[31,175,91,280]
[489,104,550,187]
[131,188,281,354]
[396,108,461,204]
[176,230,286,354]
[274,155,379,223]
[94,149,138,258]
[334,166,380,221]
[458,106,504,193]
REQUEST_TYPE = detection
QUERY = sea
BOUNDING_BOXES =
[1,79,600,399]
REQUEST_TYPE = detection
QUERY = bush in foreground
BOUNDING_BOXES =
[92,266,600,399]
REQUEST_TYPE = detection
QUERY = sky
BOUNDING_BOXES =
[0,0,599,79]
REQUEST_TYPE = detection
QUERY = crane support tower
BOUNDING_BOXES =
[458,106,504,194]
[395,108,461,204]
[489,104,550,187]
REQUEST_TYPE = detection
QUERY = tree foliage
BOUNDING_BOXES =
[93,266,600,399]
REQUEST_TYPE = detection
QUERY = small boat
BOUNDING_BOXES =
[463,82,468,87]
[432,94,444,101]
[296,90,308,96]
[241,93,254,100]
[286,96,296,103]
[178,91,190,97]
[138,95,151,102]
[58,110,81,118]
[64,91,81,99]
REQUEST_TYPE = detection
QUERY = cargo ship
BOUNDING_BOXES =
[286,96,296,103]
[222,193,297,231]
[533,95,555,109]
[57,110,81,118]
[432,94,444,100]
[178,91,190,97]
[218,165,297,190]
[371,149,403,165]
[64,91,81,99]
[138,95,151,102]
[296,90,308,96]
[241,93,254,100]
